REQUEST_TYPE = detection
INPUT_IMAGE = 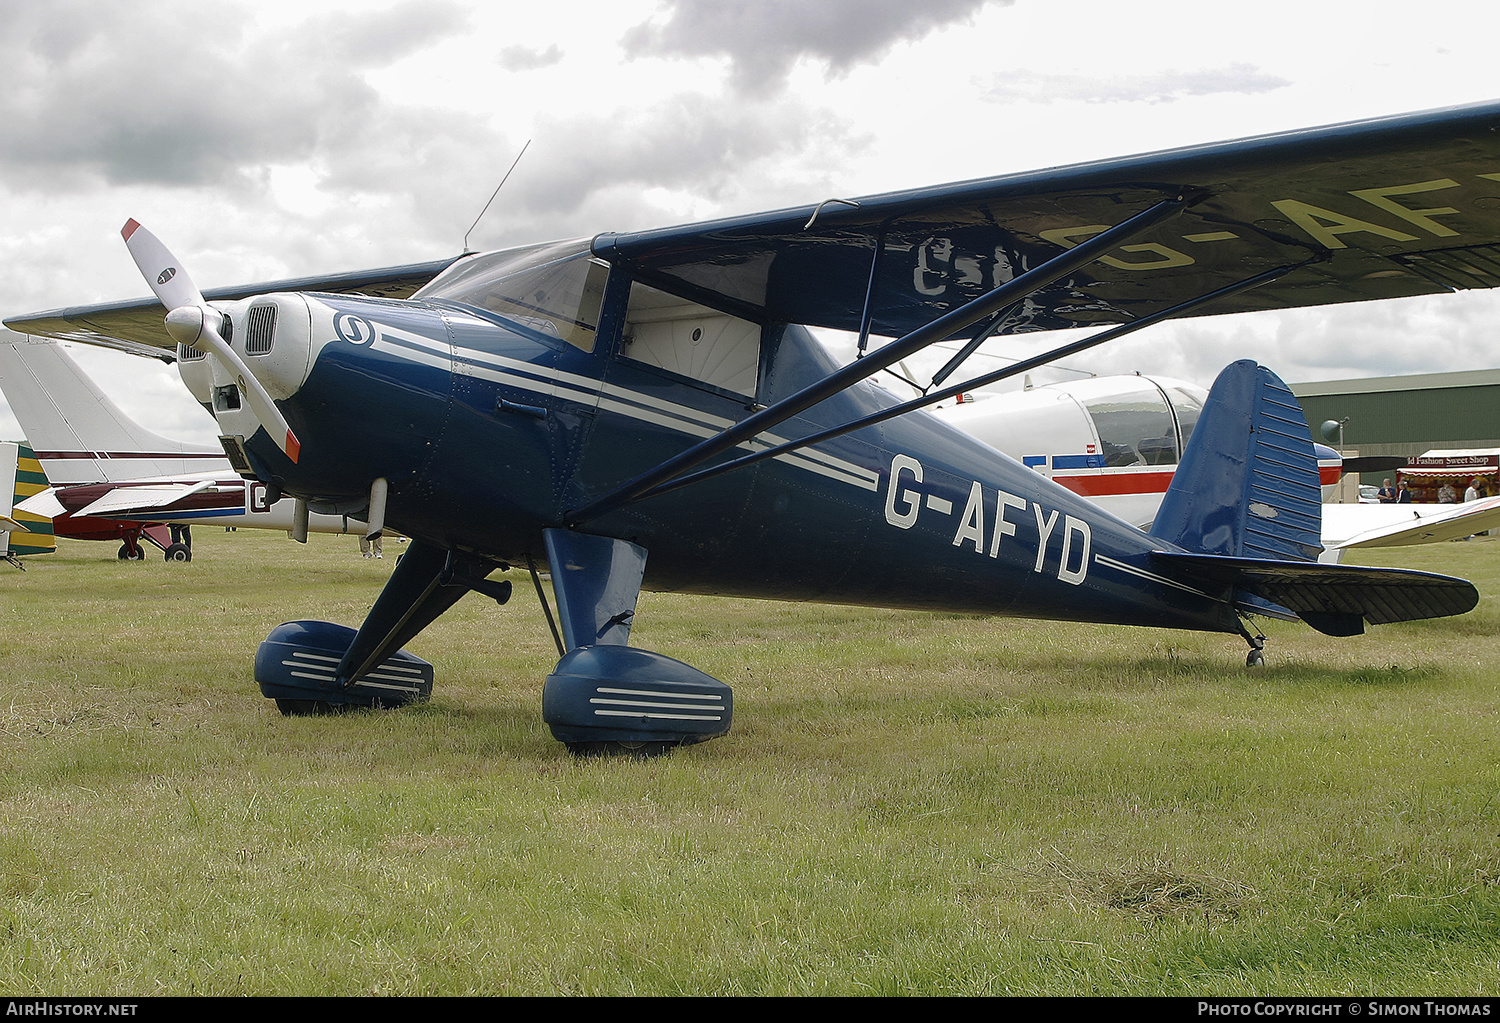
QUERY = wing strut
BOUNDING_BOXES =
[607,258,1312,505]
[927,302,1018,389]
[854,227,887,359]
[567,193,1194,527]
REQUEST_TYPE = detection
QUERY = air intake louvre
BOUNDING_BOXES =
[245,304,277,355]
[177,342,205,362]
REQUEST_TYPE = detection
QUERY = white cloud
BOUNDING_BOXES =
[981,63,1291,105]
[622,0,1002,93]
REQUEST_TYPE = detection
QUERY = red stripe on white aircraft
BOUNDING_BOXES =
[1051,471,1175,497]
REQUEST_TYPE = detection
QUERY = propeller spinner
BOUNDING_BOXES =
[121,220,301,463]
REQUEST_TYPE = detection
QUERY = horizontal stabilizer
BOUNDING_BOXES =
[1152,550,1478,635]
[15,488,67,519]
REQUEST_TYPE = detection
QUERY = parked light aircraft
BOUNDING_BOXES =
[0,441,55,567]
[10,101,1500,754]
[0,337,356,560]
[929,374,1500,555]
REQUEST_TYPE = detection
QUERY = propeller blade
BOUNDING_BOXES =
[124,220,302,463]
[121,219,205,310]
[162,307,302,463]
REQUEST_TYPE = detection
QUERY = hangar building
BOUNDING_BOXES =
[1291,368,1500,485]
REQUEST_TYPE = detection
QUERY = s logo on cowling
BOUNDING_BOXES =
[334,312,377,345]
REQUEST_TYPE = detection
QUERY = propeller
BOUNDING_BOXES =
[121,219,301,463]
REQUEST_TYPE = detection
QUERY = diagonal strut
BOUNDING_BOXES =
[567,192,1195,526]
[625,258,1314,503]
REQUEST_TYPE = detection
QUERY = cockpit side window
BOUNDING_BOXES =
[1081,384,1178,467]
[618,281,762,397]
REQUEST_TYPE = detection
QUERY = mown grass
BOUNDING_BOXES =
[0,531,1497,995]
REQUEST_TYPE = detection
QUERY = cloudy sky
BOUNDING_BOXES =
[3,0,1499,444]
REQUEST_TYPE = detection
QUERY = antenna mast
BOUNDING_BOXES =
[463,139,531,253]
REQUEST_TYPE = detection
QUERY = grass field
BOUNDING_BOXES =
[1,529,1497,995]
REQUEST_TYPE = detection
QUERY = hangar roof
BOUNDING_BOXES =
[1292,368,1500,397]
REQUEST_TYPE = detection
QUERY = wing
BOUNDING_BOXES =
[1323,496,1500,550]
[595,100,1500,338]
[17,478,245,521]
[5,257,462,358]
[13,102,1500,353]
[69,481,217,518]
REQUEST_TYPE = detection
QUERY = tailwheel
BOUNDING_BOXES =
[1239,619,1267,667]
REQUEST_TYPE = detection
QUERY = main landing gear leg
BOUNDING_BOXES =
[254,540,511,714]
[539,528,732,757]
[117,527,145,561]
[1238,619,1267,667]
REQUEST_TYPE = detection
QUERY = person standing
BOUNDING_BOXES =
[1377,478,1397,503]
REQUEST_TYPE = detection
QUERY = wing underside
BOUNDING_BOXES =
[594,101,1500,337]
[11,102,1500,355]
[5,257,462,357]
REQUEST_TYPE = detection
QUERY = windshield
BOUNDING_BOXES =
[416,238,608,351]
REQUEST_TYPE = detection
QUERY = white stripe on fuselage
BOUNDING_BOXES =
[363,324,880,492]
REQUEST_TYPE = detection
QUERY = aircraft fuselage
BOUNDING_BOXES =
[222,286,1236,636]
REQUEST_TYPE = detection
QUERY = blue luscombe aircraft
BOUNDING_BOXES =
[10,101,1498,754]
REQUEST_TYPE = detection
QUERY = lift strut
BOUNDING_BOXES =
[568,192,1195,526]
[627,257,1315,504]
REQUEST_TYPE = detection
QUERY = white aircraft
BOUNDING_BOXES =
[0,336,357,560]
[929,372,1500,559]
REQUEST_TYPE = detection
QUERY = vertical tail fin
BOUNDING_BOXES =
[1149,359,1322,562]
[0,337,225,485]
[0,441,56,561]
